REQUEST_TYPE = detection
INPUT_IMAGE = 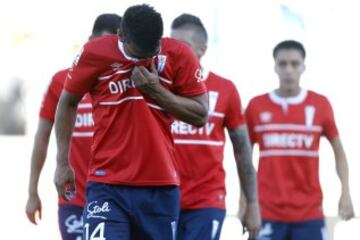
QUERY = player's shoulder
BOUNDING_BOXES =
[207,71,237,90]
[51,68,69,87]
[162,37,194,56]
[306,90,330,104]
[249,92,270,105]
[83,35,118,57]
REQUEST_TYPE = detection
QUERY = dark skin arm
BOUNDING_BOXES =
[54,90,82,201]
[229,125,261,239]
[25,119,53,224]
[131,62,208,127]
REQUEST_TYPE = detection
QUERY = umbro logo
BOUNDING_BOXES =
[110,62,122,69]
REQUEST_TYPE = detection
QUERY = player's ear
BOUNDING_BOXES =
[199,44,207,58]
[118,29,125,42]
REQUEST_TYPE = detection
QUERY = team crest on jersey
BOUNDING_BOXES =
[195,68,205,82]
[157,54,167,73]
[260,111,272,123]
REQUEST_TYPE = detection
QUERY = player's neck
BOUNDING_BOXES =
[276,87,301,98]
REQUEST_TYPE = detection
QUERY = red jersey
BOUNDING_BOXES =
[40,69,93,207]
[172,72,245,209]
[64,35,206,186]
[245,89,339,222]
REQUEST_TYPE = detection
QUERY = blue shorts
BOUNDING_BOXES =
[257,219,327,240]
[83,182,180,240]
[58,204,84,240]
[177,208,226,240]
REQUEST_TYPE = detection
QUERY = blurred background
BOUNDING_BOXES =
[1,0,359,239]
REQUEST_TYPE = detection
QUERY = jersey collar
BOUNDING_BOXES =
[117,40,162,62]
[269,88,308,108]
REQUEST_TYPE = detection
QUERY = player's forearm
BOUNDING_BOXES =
[229,125,258,203]
[55,92,79,167]
[28,125,52,195]
[28,119,53,195]
[141,83,208,127]
[332,139,350,193]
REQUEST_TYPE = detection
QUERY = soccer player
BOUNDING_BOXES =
[25,13,122,240]
[170,14,261,240]
[54,4,208,240]
[244,40,355,240]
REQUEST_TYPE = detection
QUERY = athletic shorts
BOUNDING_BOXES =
[58,204,84,240]
[83,182,180,240]
[257,219,327,240]
[177,208,226,240]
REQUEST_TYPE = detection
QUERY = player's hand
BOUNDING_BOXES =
[131,60,160,95]
[241,202,261,240]
[25,193,42,225]
[54,163,76,201]
[338,191,355,221]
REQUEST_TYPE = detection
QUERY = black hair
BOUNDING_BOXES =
[273,40,306,59]
[171,13,208,42]
[91,13,122,37]
[121,4,163,53]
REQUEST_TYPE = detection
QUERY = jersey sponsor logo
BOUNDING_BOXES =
[263,133,314,149]
[65,214,83,234]
[260,111,272,123]
[305,105,316,127]
[86,201,111,220]
[208,91,219,116]
[108,78,136,95]
[75,113,94,128]
[172,120,215,136]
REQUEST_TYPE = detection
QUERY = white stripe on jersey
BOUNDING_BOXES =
[98,69,132,80]
[260,150,319,157]
[210,112,225,118]
[159,77,173,85]
[254,124,322,132]
[73,132,94,137]
[77,103,92,109]
[99,96,144,106]
[174,139,224,146]
[146,103,164,111]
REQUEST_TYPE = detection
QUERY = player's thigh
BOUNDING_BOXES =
[290,219,327,240]
[131,186,180,240]
[178,208,226,240]
[257,220,290,240]
[83,182,131,240]
[58,204,84,240]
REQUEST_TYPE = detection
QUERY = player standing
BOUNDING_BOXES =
[244,40,354,240]
[54,5,208,240]
[170,14,261,240]
[25,13,122,240]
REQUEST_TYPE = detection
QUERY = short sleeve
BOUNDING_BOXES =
[224,82,245,130]
[173,43,206,96]
[322,97,339,140]
[244,100,257,144]
[39,71,65,121]
[64,44,101,95]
